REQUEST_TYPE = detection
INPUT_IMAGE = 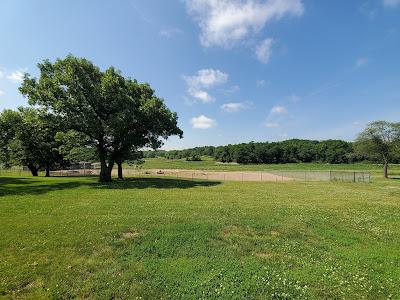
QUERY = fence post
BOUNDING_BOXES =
[353,172,356,183]
[329,170,332,182]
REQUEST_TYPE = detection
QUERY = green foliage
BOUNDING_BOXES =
[163,139,355,164]
[56,130,98,163]
[355,121,400,177]
[186,154,201,161]
[0,108,65,175]
[0,109,21,168]
[19,55,182,181]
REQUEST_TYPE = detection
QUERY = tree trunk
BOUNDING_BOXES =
[384,161,388,179]
[99,157,113,182]
[117,161,123,180]
[28,165,38,177]
[45,165,50,177]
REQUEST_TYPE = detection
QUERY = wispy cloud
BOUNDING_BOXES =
[383,0,400,8]
[220,101,252,113]
[255,38,274,63]
[309,81,342,97]
[288,94,300,103]
[191,115,216,129]
[159,27,183,38]
[359,1,377,19]
[184,69,228,103]
[184,0,304,48]
[271,105,287,114]
[355,57,368,68]
[6,70,24,83]
[264,122,280,128]
[256,79,267,87]
[264,105,288,129]
[0,89,4,96]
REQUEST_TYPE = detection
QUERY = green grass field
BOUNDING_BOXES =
[1,163,400,299]
[141,157,400,174]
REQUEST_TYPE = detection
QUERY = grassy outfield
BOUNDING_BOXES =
[141,157,400,175]
[1,172,400,299]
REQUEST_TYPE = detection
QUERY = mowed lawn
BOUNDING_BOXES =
[1,172,400,298]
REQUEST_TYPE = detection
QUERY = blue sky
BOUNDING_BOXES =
[0,0,399,149]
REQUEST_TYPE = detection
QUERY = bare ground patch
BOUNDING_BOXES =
[121,229,140,240]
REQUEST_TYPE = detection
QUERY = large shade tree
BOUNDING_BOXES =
[355,121,400,178]
[20,55,182,182]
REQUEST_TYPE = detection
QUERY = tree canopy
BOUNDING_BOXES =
[355,121,400,178]
[19,55,183,181]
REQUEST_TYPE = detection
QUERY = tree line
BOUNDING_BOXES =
[153,140,357,164]
[0,55,182,182]
[145,122,400,178]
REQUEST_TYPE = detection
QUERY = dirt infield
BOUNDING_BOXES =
[128,169,294,182]
[50,168,293,182]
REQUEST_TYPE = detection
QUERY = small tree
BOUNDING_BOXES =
[355,121,400,178]
[9,108,65,176]
[0,110,21,168]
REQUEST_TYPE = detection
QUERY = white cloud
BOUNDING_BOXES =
[184,69,228,103]
[256,79,267,87]
[255,38,274,63]
[264,122,280,128]
[159,27,183,38]
[356,57,368,68]
[383,0,400,7]
[7,70,24,83]
[221,101,252,112]
[271,105,287,114]
[188,88,214,103]
[184,0,304,48]
[0,90,4,95]
[190,115,216,129]
[221,102,245,112]
[184,69,228,88]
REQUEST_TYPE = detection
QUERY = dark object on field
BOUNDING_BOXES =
[157,170,164,175]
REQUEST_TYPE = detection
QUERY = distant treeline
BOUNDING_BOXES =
[144,139,372,164]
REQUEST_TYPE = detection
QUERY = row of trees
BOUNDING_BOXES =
[152,140,358,164]
[0,55,183,182]
[145,122,400,178]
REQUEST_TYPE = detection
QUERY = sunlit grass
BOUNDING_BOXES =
[1,171,399,298]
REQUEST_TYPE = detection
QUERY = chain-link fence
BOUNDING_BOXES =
[266,170,370,182]
[46,168,370,183]
[0,167,31,177]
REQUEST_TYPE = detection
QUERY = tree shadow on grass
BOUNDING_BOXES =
[0,177,88,197]
[92,177,221,190]
[0,177,221,197]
